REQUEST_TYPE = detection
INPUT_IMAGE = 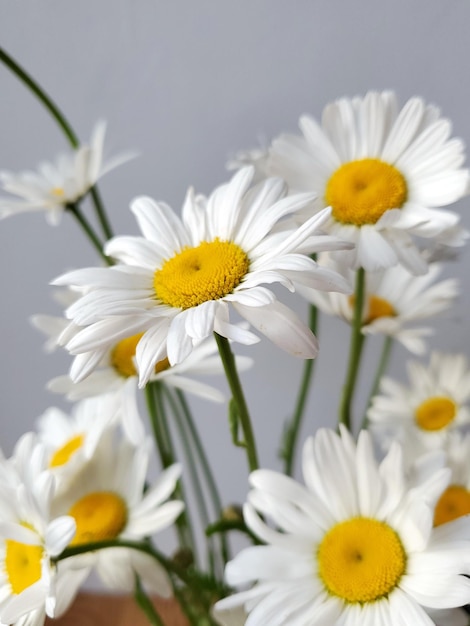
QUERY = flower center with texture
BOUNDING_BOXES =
[317,517,406,603]
[434,485,470,526]
[349,294,396,324]
[49,434,85,468]
[415,396,456,432]
[68,492,128,546]
[326,158,407,226]
[5,530,43,595]
[153,239,250,309]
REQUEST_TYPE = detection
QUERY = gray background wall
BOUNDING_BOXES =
[1,1,469,506]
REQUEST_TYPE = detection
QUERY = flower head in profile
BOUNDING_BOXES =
[305,256,459,354]
[369,352,470,460]
[54,166,351,386]
[215,427,470,625]
[0,436,78,626]
[0,121,134,225]
[52,435,183,596]
[242,91,468,273]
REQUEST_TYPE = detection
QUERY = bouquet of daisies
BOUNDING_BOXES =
[1,46,470,626]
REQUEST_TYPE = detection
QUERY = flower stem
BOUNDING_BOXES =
[361,335,393,430]
[214,333,259,472]
[134,576,165,626]
[90,186,114,240]
[339,267,366,432]
[175,389,229,565]
[282,303,318,476]
[66,203,111,265]
[145,383,196,556]
[0,47,79,148]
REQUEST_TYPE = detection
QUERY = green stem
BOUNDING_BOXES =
[162,387,216,574]
[66,203,111,265]
[214,333,259,472]
[90,186,114,240]
[282,304,318,476]
[339,267,366,432]
[175,389,230,565]
[0,47,79,148]
[145,383,197,557]
[134,576,165,626]
[361,335,393,430]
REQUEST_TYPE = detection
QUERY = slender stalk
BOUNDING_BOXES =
[282,304,318,476]
[90,186,114,240]
[361,335,393,430]
[339,267,367,432]
[0,47,79,148]
[214,333,259,472]
[162,387,216,574]
[145,383,196,554]
[66,203,111,265]
[175,389,229,565]
[134,576,165,626]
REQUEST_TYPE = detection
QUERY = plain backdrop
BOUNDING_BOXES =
[1,1,470,508]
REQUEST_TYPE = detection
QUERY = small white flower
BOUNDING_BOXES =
[240,91,469,273]
[35,398,114,492]
[0,438,77,626]
[51,435,183,596]
[0,122,134,225]
[369,352,470,459]
[54,166,351,386]
[305,256,458,354]
[215,427,470,626]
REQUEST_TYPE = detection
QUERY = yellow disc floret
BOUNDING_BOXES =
[68,491,128,546]
[326,158,407,226]
[110,333,144,378]
[153,239,250,310]
[5,538,43,595]
[317,517,406,603]
[434,485,470,526]
[415,396,456,432]
[49,434,85,468]
[349,294,396,324]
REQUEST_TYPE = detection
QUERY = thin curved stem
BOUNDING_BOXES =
[0,47,79,148]
[282,304,318,476]
[339,267,366,432]
[90,186,114,240]
[214,333,259,472]
[66,203,111,265]
[134,576,165,626]
[361,335,393,430]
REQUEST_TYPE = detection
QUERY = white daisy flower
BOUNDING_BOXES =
[247,91,468,273]
[0,440,77,626]
[52,435,184,596]
[431,432,470,528]
[53,166,352,386]
[368,353,470,459]
[215,427,470,626]
[304,256,458,354]
[35,398,114,492]
[0,121,134,225]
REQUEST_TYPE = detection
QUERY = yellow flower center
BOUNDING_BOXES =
[317,517,406,603]
[110,333,144,378]
[155,356,171,374]
[50,187,65,197]
[68,491,128,546]
[153,239,250,310]
[5,536,43,595]
[326,158,407,226]
[349,294,396,324]
[49,434,84,468]
[415,396,456,432]
[434,485,470,526]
